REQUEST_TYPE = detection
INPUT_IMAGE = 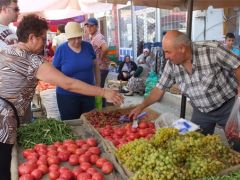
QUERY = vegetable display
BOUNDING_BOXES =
[18,138,114,180]
[17,118,75,149]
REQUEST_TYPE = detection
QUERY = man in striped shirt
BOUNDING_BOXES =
[85,17,109,106]
[0,0,19,49]
[130,30,240,136]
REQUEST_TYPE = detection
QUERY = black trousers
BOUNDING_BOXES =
[0,142,13,180]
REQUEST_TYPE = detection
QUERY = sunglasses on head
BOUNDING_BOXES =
[8,6,20,12]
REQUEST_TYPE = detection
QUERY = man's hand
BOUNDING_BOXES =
[128,105,144,120]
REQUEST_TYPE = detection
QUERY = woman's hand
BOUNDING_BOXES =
[103,89,124,105]
[128,105,144,120]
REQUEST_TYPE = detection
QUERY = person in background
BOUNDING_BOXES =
[53,22,101,120]
[0,0,19,49]
[124,48,154,96]
[225,32,240,56]
[0,14,123,179]
[52,24,67,52]
[85,17,109,106]
[117,55,137,81]
[129,30,240,137]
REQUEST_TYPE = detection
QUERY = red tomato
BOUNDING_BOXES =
[77,173,92,180]
[57,146,67,153]
[47,145,57,151]
[31,169,43,180]
[72,167,84,178]
[101,161,113,174]
[148,122,155,128]
[25,152,39,161]
[86,138,97,147]
[139,121,149,129]
[92,172,104,180]
[48,171,60,180]
[22,149,35,159]
[90,154,99,164]
[81,144,90,151]
[79,154,90,163]
[47,156,60,165]
[75,139,86,147]
[37,158,48,166]
[88,147,101,155]
[38,164,48,175]
[75,148,87,156]
[59,169,73,180]
[86,167,98,175]
[96,158,107,168]
[53,141,62,147]
[67,144,78,154]
[47,150,58,157]
[34,143,47,151]
[49,164,59,172]
[19,174,34,180]
[63,139,75,144]
[80,162,92,171]
[59,167,70,174]
[58,151,70,162]
[69,154,79,166]
[18,163,33,175]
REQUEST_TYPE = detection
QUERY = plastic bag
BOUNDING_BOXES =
[144,70,158,97]
[154,112,178,129]
[95,96,102,111]
[225,97,240,141]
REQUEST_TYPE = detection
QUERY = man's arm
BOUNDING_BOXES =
[100,43,109,61]
[129,87,165,119]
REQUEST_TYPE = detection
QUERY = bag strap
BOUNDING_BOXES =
[0,97,20,128]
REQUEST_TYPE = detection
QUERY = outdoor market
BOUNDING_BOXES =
[0,0,240,180]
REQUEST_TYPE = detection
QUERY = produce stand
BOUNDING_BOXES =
[11,118,129,180]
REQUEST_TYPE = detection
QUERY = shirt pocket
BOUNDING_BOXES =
[199,72,217,93]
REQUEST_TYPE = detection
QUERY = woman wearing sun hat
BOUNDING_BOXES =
[53,22,101,120]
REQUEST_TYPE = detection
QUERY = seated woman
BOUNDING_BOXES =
[117,55,137,81]
[125,48,154,96]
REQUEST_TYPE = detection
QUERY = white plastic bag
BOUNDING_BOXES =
[154,112,178,129]
[40,89,60,120]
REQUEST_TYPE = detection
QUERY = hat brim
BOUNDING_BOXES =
[66,32,83,39]
[85,22,97,26]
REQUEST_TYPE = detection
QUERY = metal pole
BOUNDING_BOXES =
[180,0,193,118]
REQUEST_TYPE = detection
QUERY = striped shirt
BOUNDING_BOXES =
[90,31,108,70]
[0,46,43,144]
[0,24,17,49]
[157,41,240,113]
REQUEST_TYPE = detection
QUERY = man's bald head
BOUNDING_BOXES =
[162,30,192,65]
[163,30,191,48]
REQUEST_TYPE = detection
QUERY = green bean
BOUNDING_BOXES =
[17,118,76,149]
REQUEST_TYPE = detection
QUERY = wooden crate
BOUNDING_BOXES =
[11,119,129,180]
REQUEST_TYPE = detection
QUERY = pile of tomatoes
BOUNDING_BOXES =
[18,138,114,180]
[99,121,156,148]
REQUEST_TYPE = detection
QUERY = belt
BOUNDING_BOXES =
[0,97,20,128]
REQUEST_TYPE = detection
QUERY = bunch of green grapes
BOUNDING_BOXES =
[186,155,225,179]
[115,139,156,172]
[150,128,179,148]
[131,149,187,180]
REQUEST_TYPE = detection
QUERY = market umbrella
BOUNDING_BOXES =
[99,0,240,118]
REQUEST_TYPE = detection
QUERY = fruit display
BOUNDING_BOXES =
[84,111,125,128]
[18,138,114,180]
[99,122,156,148]
[115,128,240,180]
[83,107,159,129]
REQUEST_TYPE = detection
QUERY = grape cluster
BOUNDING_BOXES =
[115,128,240,179]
